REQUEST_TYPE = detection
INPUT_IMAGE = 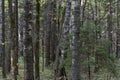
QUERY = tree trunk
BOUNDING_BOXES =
[1,0,6,78]
[115,0,119,58]
[34,0,40,80]
[14,0,19,75]
[107,1,113,55]
[50,0,57,63]
[71,0,81,80]
[94,0,99,73]
[45,0,52,67]
[23,0,34,80]
[5,37,11,74]
[8,0,18,79]
[57,0,71,79]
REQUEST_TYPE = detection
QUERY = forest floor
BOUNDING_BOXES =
[0,57,120,80]
[0,57,54,80]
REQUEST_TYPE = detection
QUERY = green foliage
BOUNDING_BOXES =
[80,19,119,78]
[0,42,9,45]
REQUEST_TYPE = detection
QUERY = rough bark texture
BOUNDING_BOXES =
[62,0,71,55]
[35,0,40,79]
[1,0,6,78]
[8,0,13,75]
[8,0,18,79]
[50,0,57,63]
[14,0,19,75]
[58,0,71,79]
[115,0,119,58]
[71,0,81,80]
[107,2,113,55]
[94,0,99,73]
[45,0,52,67]
[23,0,34,80]
[19,14,24,56]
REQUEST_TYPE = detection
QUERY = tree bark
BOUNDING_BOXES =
[8,0,19,79]
[94,0,99,73]
[115,0,119,58]
[50,0,57,63]
[14,0,19,75]
[57,0,71,79]
[107,1,113,55]
[71,0,81,80]
[34,0,40,79]
[23,0,34,80]
[1,0,6,78]
[45,0,52,67]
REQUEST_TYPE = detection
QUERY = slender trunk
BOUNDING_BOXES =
[1,0,6,78]
[15,0,19,75]
[34,0,40,79]
[5,33,11,74]
[50,0,57,62]
[45,0,52,67]
[115,0,119,58]
[57,0,71,79]
[107,1,113,55]
[9,0,18,79]
[41,33,45,72]
[19,15,24,56]
[94,0,99,73]
[8,0,14,75]
[88,52,91,80]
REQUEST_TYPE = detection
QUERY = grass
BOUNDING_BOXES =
[0,57,54,80]
[0,57,120,80]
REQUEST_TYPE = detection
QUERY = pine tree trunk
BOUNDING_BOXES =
[1,0,6,78]
[34,0,40,79]
[71,0,81,80]
[14,0,19,75]
[9,0,18,79]
[45,0,52,67]
[50,0,57,62]
[115,0,119,58]
[23,0,34,80]
[19,15,24,56]
[94,0,99,73]
[107,2,113,55]
[5,30,11,74]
